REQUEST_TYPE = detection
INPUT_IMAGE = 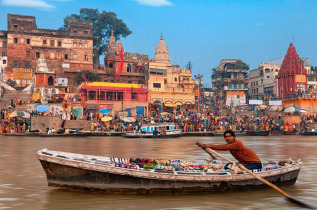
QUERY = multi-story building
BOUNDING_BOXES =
[248,54,310,100]
[147,34,195,112]
[3,14,93,89]
[0,31,7,81]
[102,30,147,85]
[212,59,248,107]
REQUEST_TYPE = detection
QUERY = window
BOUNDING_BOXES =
[275,69,278,72]
[73,54,77,60]
[117,92,123,101]
[3,41,7,48]
[174,77,177,82]
[1,52,5,56]
[106,91,115,101]
[13,25,18,30]
[98,91,105,100]
[58,41,62,47]
[14,38,18,44]
[164,79,167,84]
[43,40,47,45]
[139,68,142,73]
[109,63,113,68]
[79,43,82,48]
[126,64,132,73]
[84,30,88,35]
[265,68,270,73]
[131,92,137,100]
[88,91,96,100]
[36,52,40,59]
[26,61,30,68]
[267,76,270,78]
[73,30,77,34]
[3,60,6,64]
[26,39,30,44]
[153,83,161,88]
[48,76,54,86]
[84,54,88,61]
[85,43,88,48]
[14,60,18,67]
[73,42,77,47]
[50,40,55,47]
[64,54,68,59]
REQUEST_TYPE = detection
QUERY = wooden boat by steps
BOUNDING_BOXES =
[37,149,301,194]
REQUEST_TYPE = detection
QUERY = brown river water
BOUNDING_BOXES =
[0,135,316,210]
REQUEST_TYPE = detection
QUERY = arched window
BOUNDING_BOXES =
[109,62,113,68]
[139,68,142,73]
[48,76,54,86]
[126,64,132,73]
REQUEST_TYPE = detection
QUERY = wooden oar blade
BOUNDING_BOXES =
[286,196,316,209]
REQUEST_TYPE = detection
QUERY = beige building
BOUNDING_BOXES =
[248,58,311,99]
[147,34,195,111]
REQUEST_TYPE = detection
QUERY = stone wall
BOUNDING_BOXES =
[64,120,91,131]
[31,116,62,132]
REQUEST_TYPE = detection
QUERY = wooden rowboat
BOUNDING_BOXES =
[246,130,271,136]
[37,149,301,194]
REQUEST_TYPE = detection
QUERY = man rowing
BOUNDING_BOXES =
[197,130,262,170]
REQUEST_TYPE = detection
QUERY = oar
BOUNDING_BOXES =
[198,145,315,209]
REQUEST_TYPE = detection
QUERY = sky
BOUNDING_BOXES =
[1,0,317,86]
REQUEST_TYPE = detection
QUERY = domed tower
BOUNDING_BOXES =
[153,33,171,64]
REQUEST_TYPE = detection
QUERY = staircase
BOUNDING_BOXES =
[0,89,32,111]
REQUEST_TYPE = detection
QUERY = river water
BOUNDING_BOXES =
[0,135,316,210]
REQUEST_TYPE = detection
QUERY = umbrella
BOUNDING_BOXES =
[122,117,136,123]
[259,105,267,109]
[99,109,111,114]
[9,111,30,118]
[284,107,295,113]
[160,112,169,116]
[101,116,113,122]
[299,109,308,113]
[36,105,50,112]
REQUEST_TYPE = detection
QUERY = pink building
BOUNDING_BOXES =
[79,82,148,117]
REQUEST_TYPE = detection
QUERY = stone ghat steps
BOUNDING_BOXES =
[0,90,32,110]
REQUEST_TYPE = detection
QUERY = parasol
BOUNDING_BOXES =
[99,109,111,114]
[122,117,136,123]
[101,116,113,122]
[36,105,50,112]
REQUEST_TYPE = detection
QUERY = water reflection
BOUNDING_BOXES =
[0,135,316,209]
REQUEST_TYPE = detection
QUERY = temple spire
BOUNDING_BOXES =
[161,33,163,40]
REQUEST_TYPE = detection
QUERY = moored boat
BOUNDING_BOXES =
[3,132,40,137]
[246,130,271,136]
[91,131,125,136]
[38,149,301,194]
[39,133,91,137]
[282,131,297,135]
[299,132,316,135]
[123,123,182,138]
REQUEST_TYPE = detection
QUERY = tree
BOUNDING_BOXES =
[75,70,100,85]
[60,8,132,64]
[235,60,249,70]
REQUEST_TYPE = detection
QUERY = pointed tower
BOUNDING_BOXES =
[278,43,307,99]
[105,28,117,59]
[153,33,171,64]
[116,38,124,55]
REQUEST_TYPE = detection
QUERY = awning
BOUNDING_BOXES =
[86,104,99,110]
[164,104,177,107]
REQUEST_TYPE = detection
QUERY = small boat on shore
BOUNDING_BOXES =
[123,123,182,138]
[282,131,297,135]
[39,133,91,137]
[246,130,271,136]
[299,132,316,136]
[38,149,301,194]
[3,132,40,137]
[91,131,125,136]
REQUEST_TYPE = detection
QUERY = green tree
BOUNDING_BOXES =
[60,8,132,64]
[75,70,100,85]
[235,60,249,70]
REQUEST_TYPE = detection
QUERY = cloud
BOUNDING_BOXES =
[133,0,173,7]
[2,0,55,10]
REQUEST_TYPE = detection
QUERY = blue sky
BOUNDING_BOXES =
[1,0,317,86]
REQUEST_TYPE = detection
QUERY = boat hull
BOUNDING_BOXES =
[246,130,270,136]
[123,133,181,138]
[38,150,300,195]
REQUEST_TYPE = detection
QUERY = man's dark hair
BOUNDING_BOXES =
[224,130,235,138]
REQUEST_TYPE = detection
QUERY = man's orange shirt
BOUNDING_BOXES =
[210,140,260,166]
